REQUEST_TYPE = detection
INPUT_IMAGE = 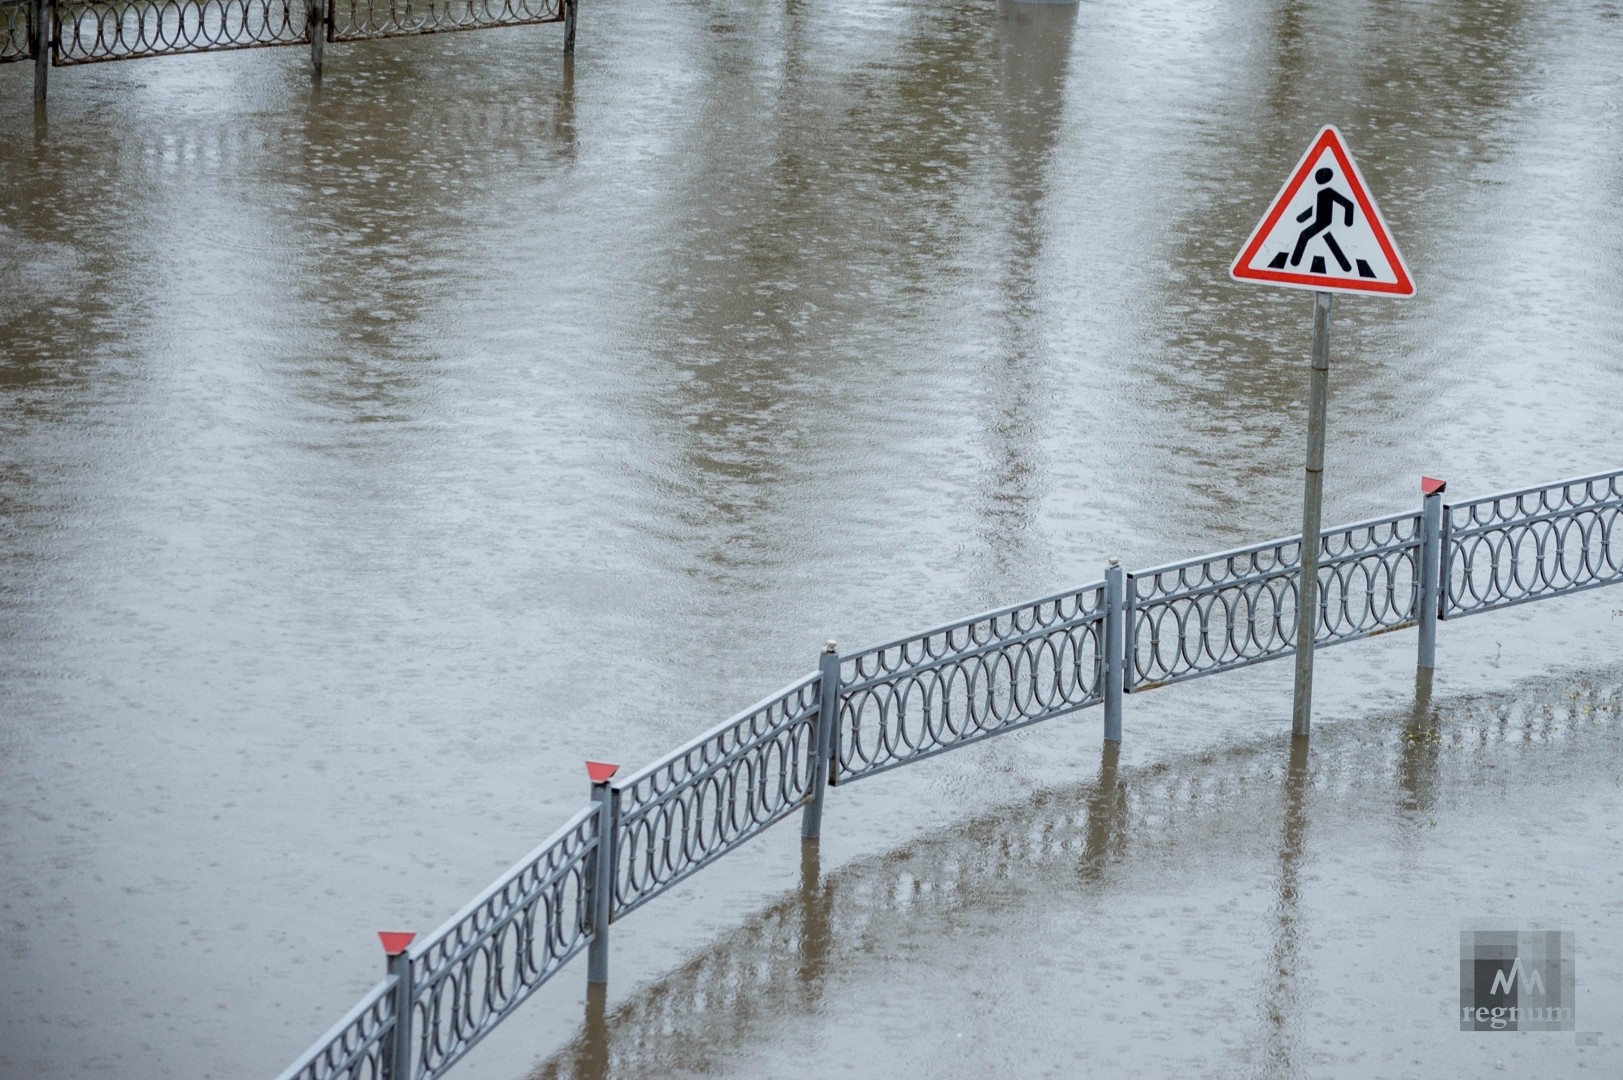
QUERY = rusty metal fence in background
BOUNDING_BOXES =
[276,466,1622,1080]
[53,0,311,64]
[1,1,30,63]
[0,0,575,101]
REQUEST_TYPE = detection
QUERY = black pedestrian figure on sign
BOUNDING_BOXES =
[1291,167,1353,272]
[1265,167,1380,278]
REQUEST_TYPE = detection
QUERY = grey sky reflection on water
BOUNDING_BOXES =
[971,1,1075,590]
[1124,0,1551,531]
[529,674,1622,1080]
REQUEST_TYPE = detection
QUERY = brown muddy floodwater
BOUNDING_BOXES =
[2,1,1620,1078]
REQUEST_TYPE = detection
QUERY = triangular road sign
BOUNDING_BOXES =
[1231,126,1415,297]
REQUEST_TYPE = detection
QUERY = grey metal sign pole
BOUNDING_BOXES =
[1291,290,1333,737]
[1232,127,1414,739]
[33,0,49,104]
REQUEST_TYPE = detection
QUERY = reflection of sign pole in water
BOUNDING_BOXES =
[1229,126,1416,740]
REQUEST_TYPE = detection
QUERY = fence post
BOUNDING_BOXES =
[563,0,576,53]
[585,761,619,986]
[1416,476,1446,678]
[380,932,416,1080]
[1104,559,1124,743]
[32,0,49,104]
[802,640,839,840]
[309,0,325,78]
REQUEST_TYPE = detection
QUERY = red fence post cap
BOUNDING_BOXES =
[586,761,620,784]
[378,931,415,956]
[1420,476,1447,495]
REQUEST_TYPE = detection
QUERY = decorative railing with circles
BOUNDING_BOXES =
[275,466,1621,1080]
[5,0,576,102]
[1,0,30,62]
[1127,509,1421,690]
[612,675,823,919]
[1442,469,1623,619]
[408,806,598,1080]
[834,582,1108,783]
[52,0,309,65]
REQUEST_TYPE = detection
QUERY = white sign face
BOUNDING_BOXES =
[1231,126,1415,297]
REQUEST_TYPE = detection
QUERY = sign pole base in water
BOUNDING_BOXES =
[1291,290,1334,738]
[32,0,48,103]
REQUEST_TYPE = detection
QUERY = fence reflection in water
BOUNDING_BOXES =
[276,466,1622,1080]
[329,0,562,40]
[530,675,1621,1079]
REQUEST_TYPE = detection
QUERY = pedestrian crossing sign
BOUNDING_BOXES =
[1231,125,1415,297]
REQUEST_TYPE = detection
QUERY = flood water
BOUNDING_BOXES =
[2,1,1621,1077]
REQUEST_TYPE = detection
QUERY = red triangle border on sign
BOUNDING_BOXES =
[1230,126,1415,297]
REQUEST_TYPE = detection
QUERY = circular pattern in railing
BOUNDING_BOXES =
[835,585,1107,781]
[0,1,31,64]
[410,809,595,1079]
[1129,514,1420,687]
[1446,474,1623,616]
[55,0,309,64]
[282,979,395,1080]
[614,678,821,916]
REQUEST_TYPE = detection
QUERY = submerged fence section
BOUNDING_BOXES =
[5,0,575,100]
[1126,509,1422,691]
[612,675,824,920]
[1,1,30,63]
[833,581,1107,784]
[1442,470,1623,619]
[53,0,311,64]
[281,805,600,1080]
[276,466,1622,1080]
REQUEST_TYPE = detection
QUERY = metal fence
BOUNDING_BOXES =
[1,0,30,63]
[834,582,1107,783]
[409,805,597,1079]
[282,978,397,1080]
[1442,469,1623,619]
[280,806,598,1080]
[53,0,310,65]
[276,465,1622,1080]
[7,0,574,99]
[613,675,823,920]
[1127,509,1421,690]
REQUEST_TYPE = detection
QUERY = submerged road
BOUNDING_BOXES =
[2,0,1621,1076]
